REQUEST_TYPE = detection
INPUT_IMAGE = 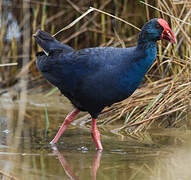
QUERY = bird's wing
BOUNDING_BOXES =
[37,47,125,89]
[49,46,136,94]
[57,47,133,70]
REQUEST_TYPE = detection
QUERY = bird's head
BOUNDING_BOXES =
[139,18,177,44]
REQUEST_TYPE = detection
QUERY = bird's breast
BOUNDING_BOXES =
[119,46,157,96]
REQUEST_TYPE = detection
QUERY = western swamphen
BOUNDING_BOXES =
[34,18,176,150]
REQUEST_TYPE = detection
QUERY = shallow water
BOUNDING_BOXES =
[0,93,191,180]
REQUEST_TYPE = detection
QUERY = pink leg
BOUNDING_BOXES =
[91,118,103,150]
[50,109,80,144]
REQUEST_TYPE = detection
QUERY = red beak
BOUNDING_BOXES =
[157,18,177,44]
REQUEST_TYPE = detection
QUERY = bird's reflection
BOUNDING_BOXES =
[91,150,102,180]
[51,145,102,180]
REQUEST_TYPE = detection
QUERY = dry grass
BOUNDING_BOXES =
[0,170,18,180]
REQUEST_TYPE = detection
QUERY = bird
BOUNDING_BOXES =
[34,18,176,150]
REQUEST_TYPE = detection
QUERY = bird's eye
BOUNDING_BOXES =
[155,24,161,29]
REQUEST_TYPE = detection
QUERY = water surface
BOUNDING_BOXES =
[0,93,191,180]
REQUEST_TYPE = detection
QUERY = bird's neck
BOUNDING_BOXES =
[135,38,157,75]
[137,40,157,49]
[137,33,157,49]
[136,32,157,66]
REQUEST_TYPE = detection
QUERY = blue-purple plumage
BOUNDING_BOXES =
[34,18,174,118]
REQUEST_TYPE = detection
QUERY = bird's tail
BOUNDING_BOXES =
[33,30,74,55]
